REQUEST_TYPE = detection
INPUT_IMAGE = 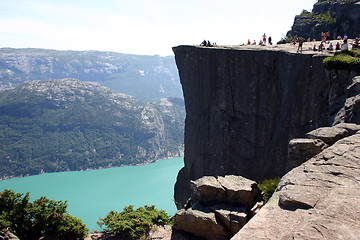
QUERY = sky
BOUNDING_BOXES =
[0,0,317,56]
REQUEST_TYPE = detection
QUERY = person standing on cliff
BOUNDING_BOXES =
[262,33,267,45]
[296,37,304,53]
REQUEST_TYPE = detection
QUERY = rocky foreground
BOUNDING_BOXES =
[233,124,360,239]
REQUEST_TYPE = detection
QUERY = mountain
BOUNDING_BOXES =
[286,0,360,41]
[0,48,182,103]
[0,78,185,179]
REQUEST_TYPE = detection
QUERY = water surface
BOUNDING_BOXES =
[0,157,184,230]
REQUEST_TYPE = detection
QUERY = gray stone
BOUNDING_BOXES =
[334,122,360,135]
[217,175,259,207]
[306,126,349,145]
[173,203,229,240]
[346,76,360,98]
[210,205,247,236]
[287,138,328,171]
[190,176,226,205]
[232,133,360,240]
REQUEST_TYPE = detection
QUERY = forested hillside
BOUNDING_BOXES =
[0,79,185,179]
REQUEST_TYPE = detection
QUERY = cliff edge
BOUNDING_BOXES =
[173,44,359,208]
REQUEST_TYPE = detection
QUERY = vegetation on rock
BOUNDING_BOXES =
[98,205,172,239]
[323,49,360,70]
[258,178,280,202]
[0,189,88,240]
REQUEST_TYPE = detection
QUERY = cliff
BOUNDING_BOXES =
[287,0,360,40]
[173,44,359,208]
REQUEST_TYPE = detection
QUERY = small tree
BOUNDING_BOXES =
[0,189,88,239]
[98,205,172,239]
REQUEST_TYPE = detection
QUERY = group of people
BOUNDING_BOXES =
[294,32,359,53]
[200,40,215,47]
[247,33,272,46]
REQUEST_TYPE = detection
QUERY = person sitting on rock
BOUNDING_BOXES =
[352,38,359,50]
[327,42,334,51]
[341,39,348,51]
[318,42,324,51]
[200,40,207,46]
[335,42,341,51]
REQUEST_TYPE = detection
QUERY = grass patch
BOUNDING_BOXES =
[323,49,360,70]
[258,178,280,202]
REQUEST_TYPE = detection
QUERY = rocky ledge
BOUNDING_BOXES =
[233,126,360,239]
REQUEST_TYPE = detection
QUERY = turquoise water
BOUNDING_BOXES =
[0,157,184,231]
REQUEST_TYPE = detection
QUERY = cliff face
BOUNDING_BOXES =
[173,45,358,207]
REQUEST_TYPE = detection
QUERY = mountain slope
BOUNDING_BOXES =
[0,48,182,102]
[286,0,360,40]
[0,78,184,179]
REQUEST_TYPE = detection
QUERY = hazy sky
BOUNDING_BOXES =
[0,0,316,56]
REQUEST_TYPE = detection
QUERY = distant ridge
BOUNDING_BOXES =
[0,48,182,103]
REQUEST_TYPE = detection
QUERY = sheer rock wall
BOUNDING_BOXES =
[172,45,357,208]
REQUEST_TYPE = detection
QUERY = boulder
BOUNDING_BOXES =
[190,176,226,205]
[217,175,259,208]
[173,203,229,240]
[232,132,360,240]
[210,205,247,236]
[175,175,261,240]
[287,138,328,171]
[306,126,349,145]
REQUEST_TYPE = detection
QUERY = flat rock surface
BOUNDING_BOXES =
[232,132,360,240]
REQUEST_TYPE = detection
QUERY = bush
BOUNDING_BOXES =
[0,189,88,239]
[258,178,280,202]
[98,205,172,239]
[323,49,360,70]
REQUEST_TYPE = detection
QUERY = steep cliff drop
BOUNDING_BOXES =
[173,44,358,208]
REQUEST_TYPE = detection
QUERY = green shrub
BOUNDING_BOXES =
[323,50,360,70]
[98,205,172,239]
[258,178,280,202]
[0,189,88,239]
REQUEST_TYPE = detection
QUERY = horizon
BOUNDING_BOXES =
[0,0,317,56]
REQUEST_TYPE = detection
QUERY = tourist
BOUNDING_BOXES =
[296,37,304,53]
[268,36,272,45]
[262,33,267,45]
[319,42,324,51]
[341,39,348,51]
[328,42,334,51]
[344,34,348,40]
[335,42,341,51]
[252,40,256,45]
[337,35,342,40]
[200,40,207,46]
[313,45,318,51]
[352,38,359,50]
[247,39,251,45]
[321,32,326,42]
[326,31,331,42]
